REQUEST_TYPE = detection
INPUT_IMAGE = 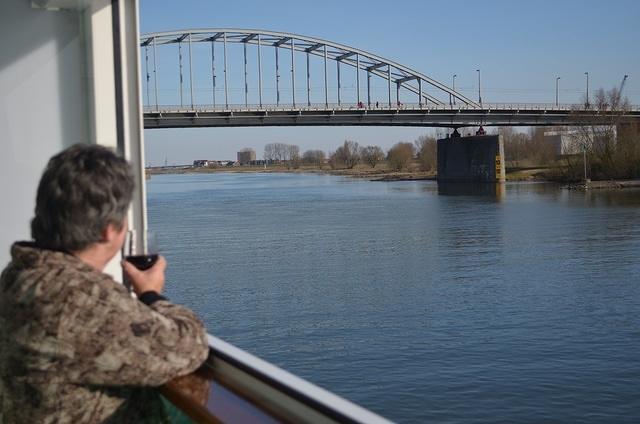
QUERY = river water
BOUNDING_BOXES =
[147,173,640,423]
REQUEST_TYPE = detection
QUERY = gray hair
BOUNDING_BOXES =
[31,144,134,252]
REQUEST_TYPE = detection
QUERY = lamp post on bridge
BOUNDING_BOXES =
[584,72,589,108]
[476,69,482,105]
[555,77,561,107]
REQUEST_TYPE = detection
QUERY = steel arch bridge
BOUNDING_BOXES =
[140,28,640,129]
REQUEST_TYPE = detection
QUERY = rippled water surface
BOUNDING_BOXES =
[147,173,640,423]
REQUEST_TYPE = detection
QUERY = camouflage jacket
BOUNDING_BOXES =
[0,243,209,423]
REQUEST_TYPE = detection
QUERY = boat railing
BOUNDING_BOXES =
[159,334,394,424]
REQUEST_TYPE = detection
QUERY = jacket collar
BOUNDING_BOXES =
[10,241,96,275]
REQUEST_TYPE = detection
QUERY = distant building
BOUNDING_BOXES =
[543,132,574,155]
[193,159,210,167]
[237,148,256,165]
[193,159,239,167]
[544,126,616,155]
[248,159,269,166]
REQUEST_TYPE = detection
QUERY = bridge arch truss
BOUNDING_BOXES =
[140,28,481,111]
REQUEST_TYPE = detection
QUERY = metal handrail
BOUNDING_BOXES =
[206,335,392,424]
[160,334,393,423]
[143,103,640,113]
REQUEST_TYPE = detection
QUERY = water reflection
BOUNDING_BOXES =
[437,182,506,201]
[435,182,640,208]
[582,188,640,207]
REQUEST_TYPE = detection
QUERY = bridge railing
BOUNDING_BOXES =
[143,102,640,113]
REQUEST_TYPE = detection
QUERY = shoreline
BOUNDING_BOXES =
[147,165,437,182]
[146,166,640,188]
[565,179,640,190]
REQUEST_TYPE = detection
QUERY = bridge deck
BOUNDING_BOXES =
[144,103,640,129]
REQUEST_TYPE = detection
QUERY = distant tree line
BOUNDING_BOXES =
[324,138,437,172]
[302,149,326,166]
[499,127,557,166]
[264,143,300,163]
[564,87,640,180]
[259,137,440,173]
[263,143,301,168]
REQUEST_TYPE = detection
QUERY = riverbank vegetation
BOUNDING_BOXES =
[563,88,640,181]
[495,86,639,182]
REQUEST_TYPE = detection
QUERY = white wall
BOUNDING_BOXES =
[0,1,88,266]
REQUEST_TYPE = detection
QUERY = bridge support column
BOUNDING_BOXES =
[178,42,183,107]
[223,32,228,109]
[356,54,360,104]
[211,40,216,108]
[367,70,371,107]
[153,37,158,110]
[306,51,311,107]
[275,47,280,106]
[257,35,262,108]
[387,65,391,107]
[144,46,150,106]
[188,34,194,109]
[337,60,341,106]
[291,39,296,107]
[323,45,328,107]
[437,135,506,183]
[243,42,248,107]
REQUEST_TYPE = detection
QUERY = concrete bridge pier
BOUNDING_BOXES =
[437,134,506,183]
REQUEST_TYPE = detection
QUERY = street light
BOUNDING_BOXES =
[555,77,561,106]
[476,69,482,105]
[584,72,589,107]
[452,74,457,105]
